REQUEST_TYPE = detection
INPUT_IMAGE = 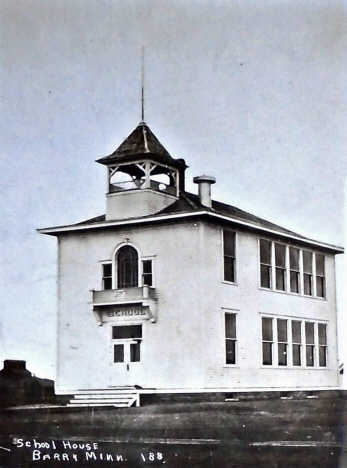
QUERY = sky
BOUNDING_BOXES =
[0,0,346,381]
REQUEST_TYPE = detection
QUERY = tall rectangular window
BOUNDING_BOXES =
[223,230,236,283]
[102,263,112,290]
[260,240,272,289]
[142,260,153,286]
[289,247,300,293]
[275,244,286,291]
[315,254,325,298]
[277,319,288,366]
[262,318,273,365]
[318,323,327,367]
[305,322,315,366]
[225,313,236,364]
[303,251,313,296]
[292,321,302,366]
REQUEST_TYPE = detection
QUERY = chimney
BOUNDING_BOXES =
[193,175,216,208]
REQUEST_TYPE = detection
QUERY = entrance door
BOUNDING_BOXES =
[110,325,142,386]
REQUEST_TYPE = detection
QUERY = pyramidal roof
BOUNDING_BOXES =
[96,122,187,169]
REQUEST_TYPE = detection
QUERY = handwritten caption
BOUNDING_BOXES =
[14,438,163,463]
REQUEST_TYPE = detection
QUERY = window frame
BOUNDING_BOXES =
[223,230,236,284]
[258,239,326,299]
[274,243,287,292]
[259,239,272,289]
[262,317,274,366]
[318,323,328,367]
[141,256,155,287]
[111,323,143,364]
[101,261,113,290]
[260,315,328,369]
[223,310,238,366]
[315,253,326,298]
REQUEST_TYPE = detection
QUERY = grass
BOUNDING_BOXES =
[0,394,344,468]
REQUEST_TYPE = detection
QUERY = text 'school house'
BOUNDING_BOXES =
[39,122,344,406]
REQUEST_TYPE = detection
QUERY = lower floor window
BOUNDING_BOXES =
[225,313,237,365]
[261,316,328,368]
[112,325,142,363]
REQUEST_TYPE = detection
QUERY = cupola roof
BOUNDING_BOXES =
[96,122,187,170]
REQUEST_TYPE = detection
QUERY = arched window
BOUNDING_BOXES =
[116,245,139,289]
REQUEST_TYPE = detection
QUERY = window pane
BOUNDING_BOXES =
[319,347,327,367]
[292,321,301,343]
[289,248,299,270]
[261,265,271,288]
[262,318,273,341]
[316,254,325,276]
[275,244,286,267]
[293,344,301,366]
[306,345,314,366]
[103,263,112,277]
[303,251,312,273]
[114,344,124,363]
[112,325,142,340]
[142,260,152,274]
[304,274,312,295]
[277,320,287,342]
[117,245,138,288]
[143,273,153,287]
[226,340,236,364]
[305,322,314,344]
[130,342,141,362]
[260,240,271,264]
[316,277,325,298]
[290,271,299,293]
[278,343,287,366]
[224,231,235,257]
[318,324,327,345]
[263,343,272,365]
[103,277,112,290]
[276,268,285,291]
[142,261,153,286]
[225,314,236,339]
[224,257,235,282]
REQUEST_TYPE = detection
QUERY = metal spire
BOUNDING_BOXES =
[141,46,145,123]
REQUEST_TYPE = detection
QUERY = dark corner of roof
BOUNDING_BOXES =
[74,214,106,226]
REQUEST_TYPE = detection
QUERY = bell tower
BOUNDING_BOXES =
[96,123,187,220]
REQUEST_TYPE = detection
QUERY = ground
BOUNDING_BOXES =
[0,393,345,468]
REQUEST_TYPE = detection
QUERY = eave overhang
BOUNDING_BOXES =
[38,211,344,255]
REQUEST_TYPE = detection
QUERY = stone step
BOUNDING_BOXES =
[73,393,138,399]
[68,390,140,408]
[67,402,130,408]
[73,388,136,395]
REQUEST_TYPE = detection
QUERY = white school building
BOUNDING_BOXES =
[40,122,343,407]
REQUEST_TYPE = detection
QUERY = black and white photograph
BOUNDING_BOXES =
[0,1,346,467]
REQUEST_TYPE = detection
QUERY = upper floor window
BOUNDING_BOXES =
[275,243,286,291]
[303,250,313,296]
[101,247,154,290]
[289,248,300,293]
[223,230,236,283]
[260,240,271,288]
[259,239,326,298]
[102,263,112,290]
[142,259,153,287]
[316,254,325,298]
[117,245,139,289]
